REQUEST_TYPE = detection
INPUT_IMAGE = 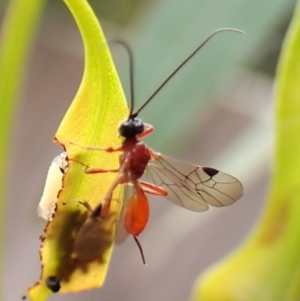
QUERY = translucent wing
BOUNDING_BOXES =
[114,183,131,244]
[146,153,243,211]
[115,180,149,243]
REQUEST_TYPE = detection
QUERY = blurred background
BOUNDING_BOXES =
[0,0,297,300]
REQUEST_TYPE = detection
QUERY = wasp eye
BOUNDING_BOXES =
[118,118,144,138]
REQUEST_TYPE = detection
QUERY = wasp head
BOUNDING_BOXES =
[118,117,144,138]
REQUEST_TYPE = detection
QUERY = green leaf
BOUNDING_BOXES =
[0,0,45,298]
[28,0,127,299]
[191,1,300,300]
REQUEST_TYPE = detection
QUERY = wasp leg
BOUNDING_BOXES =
[83,167,119,175]
[139,180,168,196]
[69,158,119,174]
[70,141,122,152]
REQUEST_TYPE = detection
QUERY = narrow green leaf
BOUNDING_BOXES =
[0,0,45,298]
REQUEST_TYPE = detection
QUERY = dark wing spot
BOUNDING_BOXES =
[59,167,65,174]
[46,276,61,293]
[203,167,219,177]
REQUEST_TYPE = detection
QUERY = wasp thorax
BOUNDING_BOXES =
[118,118,144,138]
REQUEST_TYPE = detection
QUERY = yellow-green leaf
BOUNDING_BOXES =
[28,0,127,299]
[0,1,45,297]
[191,1,300,301]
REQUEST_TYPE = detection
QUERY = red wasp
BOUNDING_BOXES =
[72,28,244,263]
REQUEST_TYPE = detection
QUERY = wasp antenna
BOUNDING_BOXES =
[133,236,146,265]
[133,28,244,115]
[109,40,135,119]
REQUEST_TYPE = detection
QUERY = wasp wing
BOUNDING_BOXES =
[114,183,131,244]
[146,153,243,211]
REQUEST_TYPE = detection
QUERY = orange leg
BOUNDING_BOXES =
[70,141,122,152]
[69,159,125,218]
[78,200,93,212]
[70,158,119,174]
[100,172,126,218]
[139,181,168,196]
[71,158,129,220]
[84,167,119,175]
[77,174,124,220]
